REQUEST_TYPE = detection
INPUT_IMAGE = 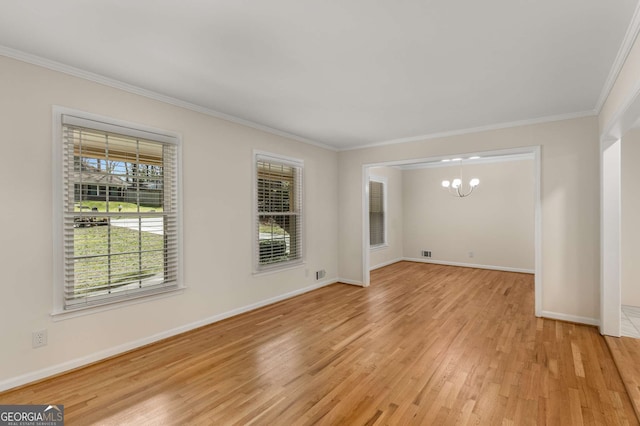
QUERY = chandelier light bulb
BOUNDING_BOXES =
[469,178,480,187]
[452,178,462,188]
[442,180,450,188]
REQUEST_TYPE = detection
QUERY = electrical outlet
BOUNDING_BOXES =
[468,251,474,258]
[32,329,48,348]
[315,270,326,280]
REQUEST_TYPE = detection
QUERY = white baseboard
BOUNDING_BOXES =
[540,311,600,327]
[337,278,365,286]
[0,278,337,393]
[370,257,403,271]
[403,257,535,274]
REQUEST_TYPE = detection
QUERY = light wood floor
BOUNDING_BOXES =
[606,335,640,420]
[1,262,637,425]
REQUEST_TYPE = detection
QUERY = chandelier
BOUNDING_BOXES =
[441,157,480,198]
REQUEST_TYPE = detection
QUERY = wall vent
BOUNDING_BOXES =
[315,270,326,280]
[421,250,432,258]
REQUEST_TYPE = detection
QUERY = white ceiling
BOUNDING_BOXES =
[0,0,638,150]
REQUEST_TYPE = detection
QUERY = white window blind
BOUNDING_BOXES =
[255,153,303,271]
[369,179,386,246]
[60,114,180,310]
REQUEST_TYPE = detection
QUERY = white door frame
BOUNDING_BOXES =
[599,84,640,335]
[361,145,542,317]
[601,138,622,336]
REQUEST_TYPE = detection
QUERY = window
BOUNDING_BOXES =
[369,176,386,247]
[254,152,303,271]
[54,109,181,312]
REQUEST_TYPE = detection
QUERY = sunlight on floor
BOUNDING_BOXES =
[101,393,174,425]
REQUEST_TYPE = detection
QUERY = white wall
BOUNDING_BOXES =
[368,167,403,269]
[339,117,600,322]
[622,128,640,306]
[0,56,339,389]
[402,159,534,271]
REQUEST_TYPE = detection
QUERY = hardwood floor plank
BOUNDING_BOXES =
[0,262,637,424]
[606,334,640,421]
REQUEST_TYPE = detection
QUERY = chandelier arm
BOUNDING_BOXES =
[467,185,476,197]
[458,184,474,197]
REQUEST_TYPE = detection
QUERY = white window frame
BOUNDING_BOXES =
[369,175,388,249]
[253,150,304,273]
[52,106,183,318]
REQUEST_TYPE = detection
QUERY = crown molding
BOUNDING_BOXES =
[599,72,640,142]
[595,1,640,114]
[0,45,337,152]
[340,110,596,152]
[0,44,605,153]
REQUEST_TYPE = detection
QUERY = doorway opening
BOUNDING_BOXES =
[361,146,542,316]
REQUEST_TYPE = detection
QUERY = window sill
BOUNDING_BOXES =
[370,243,389,252]
[51,286,185,322]
[253,261,306,276]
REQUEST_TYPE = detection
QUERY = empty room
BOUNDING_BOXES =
[2,1,640,424]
